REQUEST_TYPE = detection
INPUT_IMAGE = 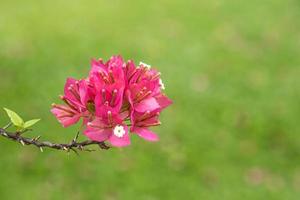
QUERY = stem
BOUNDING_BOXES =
[0,128,110,154]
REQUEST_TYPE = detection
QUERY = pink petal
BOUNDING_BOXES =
[106,55,124,69]
[63,78,84,109]
[78,79,94,107]
[90,58,107,74]
[78,80,88,103]
[119,110,130,120]
[125,90,136,126]
[155,94,173,110]
[124,60,136,81]
[64,78,77,98]
[135,97,160,113]
[138,116,160,127]
[94,88,124,118]
[108,125,130,147]
[94,94,116,119]
[132,127,159,141]
[51,107,81,127]
[84,127,111,142]
[125,90,133,108]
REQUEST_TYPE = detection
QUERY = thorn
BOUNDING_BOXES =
[33,135,41,142]
[2,133,8,137]
[40,147,43,152]
[20,140,25,146]
[63,147,69,151]
[73,131,80,143]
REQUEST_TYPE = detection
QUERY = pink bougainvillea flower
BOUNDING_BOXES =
[125,62,172,113]
[89,56,126,118]
[51,55,172,147]
[130,109,161,141]
[90,56,125,82]
[51,78,93,127]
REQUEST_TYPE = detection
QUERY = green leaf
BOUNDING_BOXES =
[3,108,24,127]
[24,119,40,129]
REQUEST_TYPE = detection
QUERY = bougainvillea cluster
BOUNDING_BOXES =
[51,56,172,147]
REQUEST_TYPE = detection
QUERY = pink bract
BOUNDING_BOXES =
[51,55,172,147]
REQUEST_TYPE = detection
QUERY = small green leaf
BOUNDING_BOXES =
[24,119,41,129]
[3,108,24,127]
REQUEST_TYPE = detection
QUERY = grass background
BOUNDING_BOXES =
[0,0,300,199]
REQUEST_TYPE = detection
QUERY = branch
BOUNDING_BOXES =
[0,128,110,154]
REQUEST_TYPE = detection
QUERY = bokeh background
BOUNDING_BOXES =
[0,0,300,199]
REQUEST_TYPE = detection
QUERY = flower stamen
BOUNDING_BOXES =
[139,62,151,69]
[107,111,113,125]
[68,85,81,101]
[110,89,118,106]
[101,89,106,103]
[52,103,76,114]
[159,79,165,90]
[108,70,115,83]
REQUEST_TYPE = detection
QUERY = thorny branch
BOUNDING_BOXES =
[0,125,110,155]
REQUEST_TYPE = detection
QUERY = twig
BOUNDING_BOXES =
[0,128,110,154]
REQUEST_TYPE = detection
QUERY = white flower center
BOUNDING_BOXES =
[159,79,165,90]
[139,62,151,69]
[113,125,126,138]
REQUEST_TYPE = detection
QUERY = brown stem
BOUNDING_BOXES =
[0,128,110,154]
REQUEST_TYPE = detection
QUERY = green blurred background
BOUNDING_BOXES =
[0,0,300,199]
